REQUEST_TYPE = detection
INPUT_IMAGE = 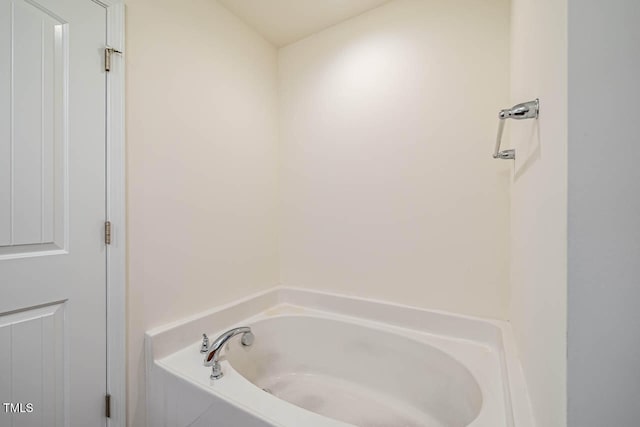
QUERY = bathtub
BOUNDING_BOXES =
[146,288,534,427]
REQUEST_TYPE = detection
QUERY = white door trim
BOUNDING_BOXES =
[103,1,125,426]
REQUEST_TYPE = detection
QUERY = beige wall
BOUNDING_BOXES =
[125,0,279,424]
[125,0,568,425]
[278,0,511,319]
[509,0,567,426]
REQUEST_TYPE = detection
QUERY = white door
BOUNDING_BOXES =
[0,0,108,425]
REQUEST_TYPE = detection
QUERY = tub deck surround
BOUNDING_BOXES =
[145,288,534,427]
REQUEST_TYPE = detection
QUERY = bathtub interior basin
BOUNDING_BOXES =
[146,287,535,427]
[226,315,482,427]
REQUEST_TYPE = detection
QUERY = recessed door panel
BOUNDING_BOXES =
[0,303,65,427]
[0,0,67,256]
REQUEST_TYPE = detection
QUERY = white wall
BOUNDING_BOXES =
[278,0,511,318]
[125,0,279,424]
[567,1,640,425]
[508,0,567,426]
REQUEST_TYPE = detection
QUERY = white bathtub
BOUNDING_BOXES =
[146,288,534,427]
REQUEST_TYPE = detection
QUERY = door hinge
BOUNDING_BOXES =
[104,46,122,72]
[105,221,112,245]
[105,394,111,418]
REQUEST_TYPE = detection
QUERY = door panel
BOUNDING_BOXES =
[0,0,108,425]
[9,0,64,248]
[0,303,65,426]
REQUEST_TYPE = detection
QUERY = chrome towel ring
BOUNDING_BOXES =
[493,98,539,160]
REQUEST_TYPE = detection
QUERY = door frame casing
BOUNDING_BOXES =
[103,0,125,426]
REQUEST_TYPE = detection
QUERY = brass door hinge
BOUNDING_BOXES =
[105,221,112,245]
[105,46,122,72]
[105,394,111,418]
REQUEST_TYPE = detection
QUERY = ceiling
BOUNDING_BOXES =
[217,0,393,47]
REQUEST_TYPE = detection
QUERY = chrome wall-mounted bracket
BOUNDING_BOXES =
[493,98,539,160]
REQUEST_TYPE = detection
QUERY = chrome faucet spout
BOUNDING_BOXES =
[203,326,254,380]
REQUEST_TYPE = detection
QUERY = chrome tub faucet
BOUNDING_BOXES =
[203,327,254,380]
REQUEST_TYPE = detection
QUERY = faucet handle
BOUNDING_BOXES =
[200,333,209,353]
